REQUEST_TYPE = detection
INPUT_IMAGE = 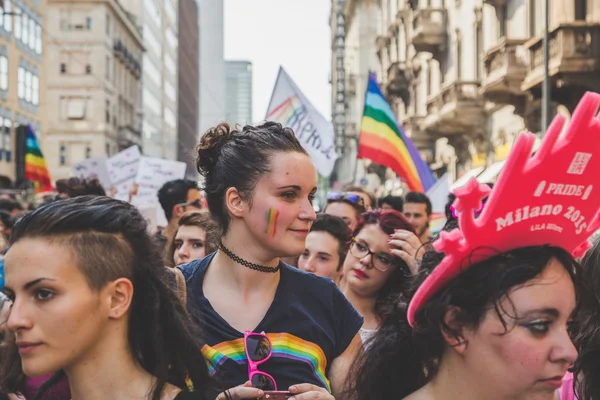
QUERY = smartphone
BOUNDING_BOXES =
[261,391,293,399]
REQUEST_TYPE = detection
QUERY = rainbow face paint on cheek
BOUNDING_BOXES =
[265,208,280,237]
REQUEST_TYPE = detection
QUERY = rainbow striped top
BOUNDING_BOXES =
[178,253,363,396]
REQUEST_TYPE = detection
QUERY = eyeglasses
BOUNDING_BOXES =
[244,330,277,391]
[327,192,365,209]
[349,238,395,272]
[177,199,202,209]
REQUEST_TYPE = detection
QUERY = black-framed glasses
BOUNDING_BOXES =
[327,192,365,209]
[177,199,202,209]
[349,238,395,272]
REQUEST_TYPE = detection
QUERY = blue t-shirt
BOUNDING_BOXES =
[178,253,363,394]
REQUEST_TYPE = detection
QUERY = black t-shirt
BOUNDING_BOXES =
[174,391,205,400]
[179,253,363,394]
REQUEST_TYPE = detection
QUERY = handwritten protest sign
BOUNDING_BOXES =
[71,157,111,191]
[131,157,187,227]
[135,157,187,191]
[107,146,141,195]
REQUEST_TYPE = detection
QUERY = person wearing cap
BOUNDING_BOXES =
[343,92,600,400]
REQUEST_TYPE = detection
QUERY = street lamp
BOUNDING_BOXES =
[541,0,550,136]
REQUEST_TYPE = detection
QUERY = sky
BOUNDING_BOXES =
[224,0,332,123]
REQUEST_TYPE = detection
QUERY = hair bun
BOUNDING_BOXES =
[196,122,235,176]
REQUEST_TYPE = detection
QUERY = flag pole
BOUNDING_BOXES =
[541,0,550,136]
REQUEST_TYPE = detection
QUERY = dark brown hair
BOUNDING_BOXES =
[55,177,106,198]
[196,121,307,234]
[0,196,214,399]
[166,211,219,267]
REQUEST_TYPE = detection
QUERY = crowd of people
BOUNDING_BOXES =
[0,116,598,400]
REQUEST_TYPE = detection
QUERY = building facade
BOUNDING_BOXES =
[120,0,178,160]
[198,0,225,136]
[333,0,600,190]
[225,60,252,126]
[46,0,143,181]
[177,0,199,178]
[0,0,46,185]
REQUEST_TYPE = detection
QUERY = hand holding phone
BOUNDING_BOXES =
[260,391,292,400]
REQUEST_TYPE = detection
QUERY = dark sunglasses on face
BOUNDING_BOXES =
[327,192,365,209]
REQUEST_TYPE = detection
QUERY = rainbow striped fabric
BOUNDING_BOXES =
[201,332,331,392]
[358,72,436,192]
[24,126,52,193]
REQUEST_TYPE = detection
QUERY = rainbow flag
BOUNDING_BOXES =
[358,72,436,192]
[24,126,52,193]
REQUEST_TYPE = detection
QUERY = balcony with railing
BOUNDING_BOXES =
[411,8,447,58]
[521,22,600,110]
[423,81,485,135]
[481,37,528,106]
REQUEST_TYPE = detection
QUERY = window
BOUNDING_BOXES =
[24,70,32,102]
[4,0,11,33]
[14,7,21,40]
[85,145,91,159]
[105,142,110,156]
[22,12,28,47]
[29,18,36,50]
[32,75,39,105]
[66,98,87,120]
[498,5,507,38]
[86,64,92,74]
[105,99,110,123]
[17,67,24,99]
[60,63,66,73]
[59,143,67,166]
[165,81,176,102]
[105,55,110,79]
[86,17,92,30]
[476,21,483,80]
[456,30,462,80]
[35,24,42,54]
[0,56,8,91]
[0,2,4,29]
[106,13,110,35]
[4,118,10,161]
[575,0,586,20]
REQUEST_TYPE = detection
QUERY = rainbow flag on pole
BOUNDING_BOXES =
[358,72,436,192]
[24,126,52,192]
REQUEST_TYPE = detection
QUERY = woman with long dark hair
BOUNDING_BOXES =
[0,196,215,399]
[181,121,363,399]
[571,236,600,399]
[345,94,600,400]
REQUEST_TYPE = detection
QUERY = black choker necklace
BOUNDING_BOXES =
[218,242,280,273]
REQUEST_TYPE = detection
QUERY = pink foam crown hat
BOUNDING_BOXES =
[407,91,600,327]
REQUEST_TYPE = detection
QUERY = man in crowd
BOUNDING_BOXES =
[378,195,404,212]
[156,179,203,252]
[403,191,433,244]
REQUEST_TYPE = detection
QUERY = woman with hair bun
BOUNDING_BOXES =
[180,121,363,400]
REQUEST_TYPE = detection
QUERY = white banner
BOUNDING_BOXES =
[71,156,111,191]
[265,67,337,177]
[107,145,141,195]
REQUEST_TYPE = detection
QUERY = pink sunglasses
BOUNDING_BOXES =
[244,330,278,390]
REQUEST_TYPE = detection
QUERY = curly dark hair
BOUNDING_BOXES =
[196,121,307,234]
[572,237,600,400]
[345,244,583,400]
